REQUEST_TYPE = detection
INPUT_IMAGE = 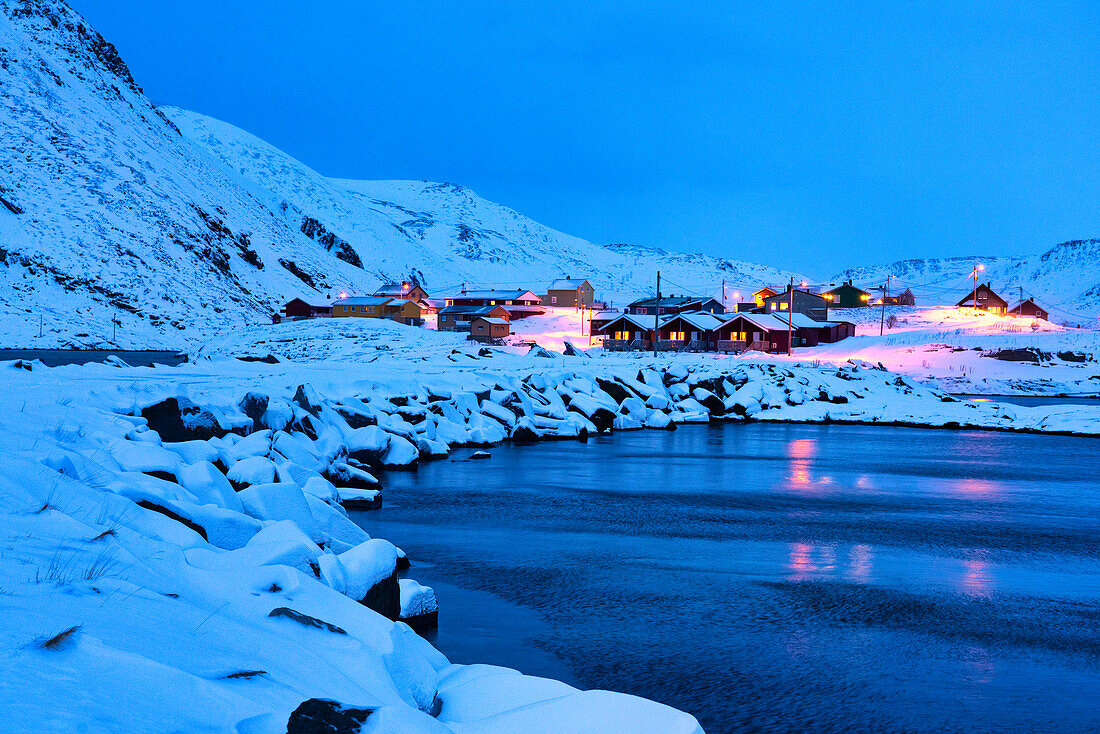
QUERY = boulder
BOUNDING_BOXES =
[141,397,224,442]
[286,699,375,734]
[398,579,439,631]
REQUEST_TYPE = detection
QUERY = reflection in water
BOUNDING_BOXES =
[961,556,994,597]
[847,544,874,583]
[786,437,834,488]
[954,478,1000,497]
[786,542,845,581]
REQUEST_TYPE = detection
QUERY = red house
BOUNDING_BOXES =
[282,298,331,320]
[1008,299,1048,320]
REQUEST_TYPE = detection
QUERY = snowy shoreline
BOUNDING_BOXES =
[3,348,1099,733]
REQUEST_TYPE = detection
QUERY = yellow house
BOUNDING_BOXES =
[333,296,423,324]
[332,296,394,318]
[383,298,422,324]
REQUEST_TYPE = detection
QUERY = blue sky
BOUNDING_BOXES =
[71,1,1100,275]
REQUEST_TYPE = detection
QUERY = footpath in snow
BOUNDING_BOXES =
[2,320,1099,733]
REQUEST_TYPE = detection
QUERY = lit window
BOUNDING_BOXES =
[780,303,789,310]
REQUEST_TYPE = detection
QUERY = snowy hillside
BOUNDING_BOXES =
[832,239,1100,322]
[166,108,802,307]
[0,0,799,350]
[0,0,380,349]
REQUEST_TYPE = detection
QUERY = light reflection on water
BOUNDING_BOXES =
[362,421,1100,734]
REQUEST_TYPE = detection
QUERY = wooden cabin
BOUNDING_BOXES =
[383,298,423,325]
[373,282,428,302]
[544,277,595,308]
[468,316,511,343]
[882,288,915,306]
[597,314,654,351]
[823,281,872,308]
[445,289,543,319]
[332,296,394,318]
[957,284,1008,315]
[762,287,829,321]
[714,313,792,354]
[282,298,331,320]
[1008,299,1048,320]
[655,312,726,351]
[752,287,778,307]
[437,305,510,331]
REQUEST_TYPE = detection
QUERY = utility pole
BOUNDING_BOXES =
[653,271,661,358]
[721,280,726,311]
[786,278,794,356]
[879,275,891,336]
[973,266,979,309]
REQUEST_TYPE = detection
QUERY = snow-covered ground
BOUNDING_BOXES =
[790,306,1100,396]
[4,313,1100,732]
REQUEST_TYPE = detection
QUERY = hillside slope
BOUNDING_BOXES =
[832,239,1100,322]
[166,108,802,307]
[0,0,799,349]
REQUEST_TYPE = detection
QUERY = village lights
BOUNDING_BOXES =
[338,291,348,299]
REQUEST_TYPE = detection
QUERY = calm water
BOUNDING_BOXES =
[358,423,1100,734]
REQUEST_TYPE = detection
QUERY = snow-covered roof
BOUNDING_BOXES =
[334,297,392,306]
[597,313,653,332]
[660,311,726,331]
[439,305,509,316]
[629,295,717,308]
[451,289,539,301]
[1008,299,1045,311]
[474,317,510,325]
[373,283,420,296]
[548,278,590,290]
[723,312,796,331]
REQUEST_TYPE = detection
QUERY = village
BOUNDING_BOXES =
[278,273,1053,354]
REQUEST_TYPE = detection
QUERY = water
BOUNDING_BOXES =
[356,423,1100,733]
[957,394,1100,408]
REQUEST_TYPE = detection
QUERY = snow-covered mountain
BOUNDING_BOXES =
[0,0,798,349]
[832,239,1100,322]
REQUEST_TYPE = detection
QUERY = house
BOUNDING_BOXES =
[762,287,829,321]
[734,302,759,313]
[957,284,1008,315]
[382,298,423,325]
[626,295,725,316]
[437,305,511,331]
[823,281,872,308]
[781,313,857,346]
[467,316,511,343]
[1008,299,1048,320]
[444,289,543,319]
[589,309,620,335]
[544,277,594,308]
[597,314,654,351]
[332,296,394,318]
[752,287,778,307]
[282,298,331,320]
[655,312,726,351]
[713,313,794,354]
[418,297,444,315]
[373,281,429,302]
[882,288,916,307]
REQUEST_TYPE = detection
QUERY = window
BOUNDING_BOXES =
[551,296,557,304]
[669,331,684,341]
[779,303,789,310]
[477,325,484,331]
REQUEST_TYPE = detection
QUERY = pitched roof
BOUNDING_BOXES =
[334,296,392,306]
[628,295,718,308]
[548,278,590,290]
[824,282,871,296]
[373,283,420,296]
[450,289,539,301]
[473,316,510,325]
[439,305,509,316]
[660,311,726,331]
[722,313,795,331]
[597,313,653,332]
[1008,299,1045,312]
[956,284,1008,307]
[284,298,329,308]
